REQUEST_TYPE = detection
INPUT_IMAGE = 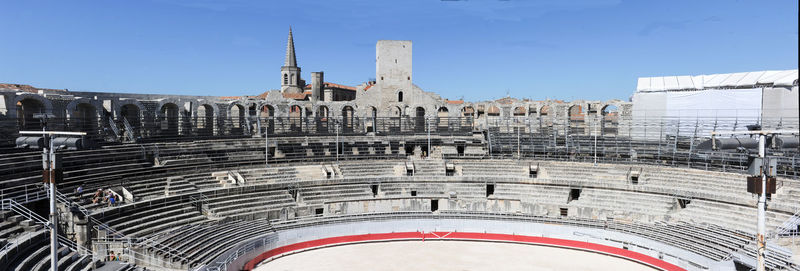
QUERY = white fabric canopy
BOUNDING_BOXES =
[636,69,797,92]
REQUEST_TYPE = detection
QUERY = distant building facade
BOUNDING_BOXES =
[0,29,639,144]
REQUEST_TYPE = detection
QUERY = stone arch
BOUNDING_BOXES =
[314,105,331,133]
[289,105,303,118]
[413,106,426,132]
[12,94,54,130]
[436,107,450,129]
[341,105,356,132]
[437,107,449,118]
[259,103,275,118]
[71,102,100,133]
[568,104,584,121]
[191,101,220,117]
[288,105,303,132]
[540,105,551,117]
[65,98,102,118]
[388,106,403,117]
[487,105,501,117]
[228,102,246,129]
[601,104,619,118]
[156,98,184,118]
[116,99,144,121]
[513,106,526,117]
[159,102,180,135]
[115,99,144,137]
[461,106,475,117]
[195,104,214,134]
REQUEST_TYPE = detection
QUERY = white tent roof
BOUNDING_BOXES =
[636,69,798,92]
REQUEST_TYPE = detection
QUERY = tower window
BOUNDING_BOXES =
[398,91,403,102]
[381,76,384,81]
[395,59,397,63]
[284,74,288,85]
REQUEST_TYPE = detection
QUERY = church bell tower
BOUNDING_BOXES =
[281,27,303,93]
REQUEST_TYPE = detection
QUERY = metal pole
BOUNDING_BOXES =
[594,120,597,166]
[336,119,339,161]
[757,134,767,271]
[265,119,269,167]
[517,127,522,159]
[48,135,59,271]
[427,117,431,159]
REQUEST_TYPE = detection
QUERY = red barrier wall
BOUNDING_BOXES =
[243,231,686,271]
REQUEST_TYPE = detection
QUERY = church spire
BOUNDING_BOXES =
[284,27,297,67]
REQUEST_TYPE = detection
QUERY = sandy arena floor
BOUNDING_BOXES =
[254,240,659,271]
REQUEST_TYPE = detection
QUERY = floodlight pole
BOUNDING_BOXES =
[265,119,269,167]
[47,137,58,271]
[710,129,797,271]
[20,130,87,271]
[757,134,766,271]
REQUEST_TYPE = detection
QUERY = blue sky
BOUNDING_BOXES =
[1,0,797,102]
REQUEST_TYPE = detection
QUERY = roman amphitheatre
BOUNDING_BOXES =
[0,30,798,271]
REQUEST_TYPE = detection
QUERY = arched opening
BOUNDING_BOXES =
[341,106,355,133]
[160,103,179,136]
[120,104,141,137]
[16,98,45,131]
[487,105,500,117]
[290,105,303,133]
[388,106,402,133]
[260,105,275,134]
[73,103,97,134]
[196,104,214,136]
[538,105,552,133]
[368,106,378,133]
[513,106,526,117]
[437,107,449,131]
[316,106,329,134]
[230,104,245,131]
[460,106,475,129]
[461,106,474,117]
[568,105,585,134]
[601,105,619,136]
[540,106,550,117]
[601,105,618,118]
[398,91,404,102]
[391,106,403,117]
[283,74,288,85]
[414,107,426,133]
[568,105,584,121]
[259,105,274,118]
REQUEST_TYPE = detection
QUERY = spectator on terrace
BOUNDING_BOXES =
[92,189,103,204]
[108,195,116,207]
[109,251,117,261]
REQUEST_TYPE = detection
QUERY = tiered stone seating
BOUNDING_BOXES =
[412,159,445,176]
[455,160,528,177]
[338,160,401,177]
[205,187,295,219]
[149,218,274,268]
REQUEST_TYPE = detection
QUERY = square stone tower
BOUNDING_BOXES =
[376,40,412,92]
